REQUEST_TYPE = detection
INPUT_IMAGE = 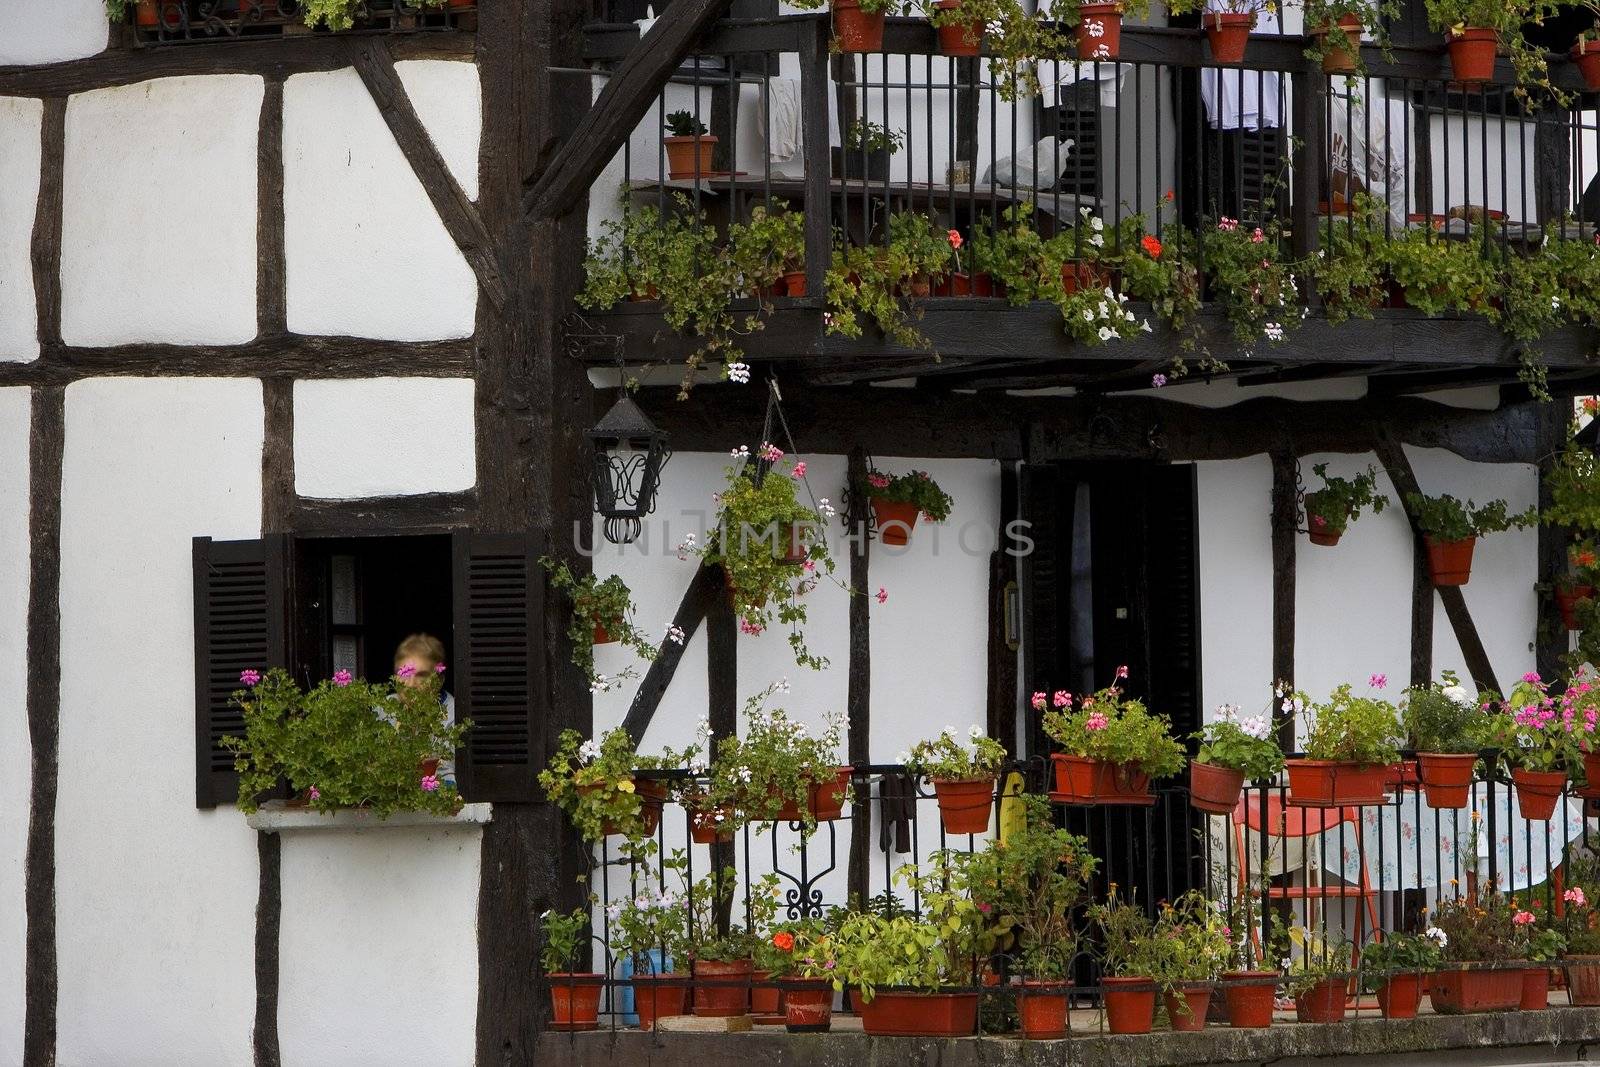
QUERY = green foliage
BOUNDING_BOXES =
[1197,215,1299,350]
[1298,683,1402,764]
[1407,492,1537,542]
[1303,462,1388,538]
[684,867,781,962]
[223,667,468,819]
[904,725,1007,780]
[1147,890,1233,999]
[1087,887,1162,978]
[706,683,846,833]
[608,852,692,970]
[887,212,960,278]
[540,905,594,974]
[1358,930,1444,992]
[1421,0,1568,103]
[728,203,806,285]
[1309,198,1390,325]
[1430,887,1523,963]
[1402,671,1487,754]
[1380,225,1497,317]
[842,119,904,154]
[1039,676,1187,779]
[1544,446,1600,535]
[1284,925,1354,997]
[1301,0,1399,72]
[664,110,708,137]
[1486,674,1586,772]
[1193,707,1285,780]
[538,727,661,842]
[865,467,955,522]
[823,241,932,351]
[541,558,657,690]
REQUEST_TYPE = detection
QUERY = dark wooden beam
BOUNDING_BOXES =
[258,75,288,337]
[844,448,871,907]
[348,38,510,312]
[1409,527,1434,689]
[1269,448,1296,752]
[262,379,295,535]
[252,829,282,1067]
[31,98,65,351]
[0,33,473,97]
[523,0,737,220]
[290,491,477,535]
[621,563,723,742]
[1535,403,1570,683]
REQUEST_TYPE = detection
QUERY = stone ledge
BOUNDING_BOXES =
[536,1005,1600,1067]
[245,800,492,833]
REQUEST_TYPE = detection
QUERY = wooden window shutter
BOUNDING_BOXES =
[193,535,289,809]
[453,530,545,802]
[1144,465,1203,741]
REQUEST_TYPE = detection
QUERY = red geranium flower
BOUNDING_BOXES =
[772,932,795,951]
[1141,234,1162,258]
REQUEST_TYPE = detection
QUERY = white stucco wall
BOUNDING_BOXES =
[284,64,478,340]
[292,377,476,498]
[60,76,264,347]
[0,388,32,1067]
[1196,456,1274,723]
[0,97,43,363]
[56,377,263,1067]
[0,0,108,65]
[278,827,480,1067]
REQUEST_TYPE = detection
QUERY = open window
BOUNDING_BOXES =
[193,530,542,808]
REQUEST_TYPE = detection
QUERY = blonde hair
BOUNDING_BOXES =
[394,633,447,671]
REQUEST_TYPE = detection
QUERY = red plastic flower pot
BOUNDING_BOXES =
[871,496,921,546]
[933,272,974,296]
[1102,976,1156,1034]
[1163,984,1213,1032]
[1312,14,1362,74]
[1429,966,1522,1014]
[932,777,995,835]
[693,958,754,1017]
[1293,976,1347,1023]
[1446,27,1498,83]
[690,806,734,843]
[1284,759,1388,807]
[1557,585,1593,630]
[1376,973,1423,1019]
[547,974,604,1031]
[1189,760,1245,816]
[1566,955,1600,1005]
[858,991,979,1037]
[663,135,718,181]
[1521,966,1552,1011]
[751,970,782,1015]
[1424,536,1477,587]
[1222,972,1276,1028]
[1417,752,1477,810]
[1075,2,1123,60]
[933,0,982,56]
[1051,754,1154,806]
[1203,12,1254,64]
[1574,40,1600,90]
[1016,981,1071,1039]
[781,979,834,1032]
[772,766,853,822]
[831,0,885,53]
[632,973,690,1030]
[1512,768,1568,821]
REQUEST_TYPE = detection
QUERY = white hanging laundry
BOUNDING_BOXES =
[1200,0,1282,130]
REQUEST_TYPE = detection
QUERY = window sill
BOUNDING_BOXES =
[246,800,493,834]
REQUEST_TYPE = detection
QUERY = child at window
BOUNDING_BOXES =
[394,633,457,786]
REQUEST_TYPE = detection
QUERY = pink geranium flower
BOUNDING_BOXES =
[1052,690,1070,708]
[1031,692,1048,711]
[240,669,261,686]
[874,587,888,604]
[420,775,440,793]
[397,663,417,679]
[1085,712,1109,732]
[333,669,352,687]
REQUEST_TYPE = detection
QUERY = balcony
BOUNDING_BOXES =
[572,12,1600,396]
[120,0,476,45]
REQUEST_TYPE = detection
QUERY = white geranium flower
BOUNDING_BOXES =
[578,739,602,762]
[968,724,984,739]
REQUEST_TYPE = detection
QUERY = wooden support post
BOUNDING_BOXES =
[621,562,723,742]
[1288,68,1325,260]
[1535,403,1569,682]
[707,583,738,926]
[1270,448,1297,751]
[800,16,832,299]
[844,448,871,907]
[1409,529,1434,688]
[258,75,287,337]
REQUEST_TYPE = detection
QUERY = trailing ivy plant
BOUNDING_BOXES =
[728,203,806,292]
[1405,492,1537,542]
[540,557,659,691]
[1302,462,1388,539]
[1545,444,1600,535]
[1378,224,1498,318]
[1309,196,1390,325]
[823,241,931,352]
[1301,0,1399,72]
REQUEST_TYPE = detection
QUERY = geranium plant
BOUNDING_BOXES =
[1298,683,1402,764]
[1197,215,1299,351]
[608,853,692,973]
[1147,890,1232,1004]
[541,558,658,690]
[1038,673,1187,779]
[1401,671,1486,754]
[1406,492,1537,543]
[1430,887,1522,964]
[865,467,955,522]
[1193,706,1284,781]
[538,726,663,842]
[540,905,594,974]
[223,667,469,819]
[1545,445,1600,535]
[684,867,780,963]
[1303,463,1388,543]
[904,725,1007,781]
[1358,930,1443,993]
[1086,886,1163,979]
[706,683,847,832]
[1485,673,1588,772]
[1284,926,1354,999]
[729,203,806,294]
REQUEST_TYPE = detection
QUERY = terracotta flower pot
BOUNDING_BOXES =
[932,777,995,834]
[858,991,979,1037]
[1416,752,1476,809]
[781,979,833,1032]
[1102,976,1156,1034]
[904,273,934,299]
[1203,12,1255,65]
[1303,490,1347,546]
[1076,2,1123,61]
[690,805,735,843]
[970,271,1004,298]
[1573,40,1600,90]
[1313,15,1362,74]
[1294,976,1347,1022]
[1566,955,1600,1005]
[771,766,853,822]
[1429,966,1522,1013]
[1061,260,1109,294]
[1521,966,1552,1011]
[633,973,690,1030]
[1376,973,1423,1019]
[1557,585,1593,631]
[1446,27,1498,84]
[1051,754,1154,805]
[933,272,973,296]
[1016,981,1071,1039]
[663,134,718,180]
[832,0,885,53]
[1189,760,1245,815]
[547,973,604,1031]
[1585,750,1600,792]
[135,0,162,26]
[593,621,618,645]
[1163,984,1213,1031]
[781,270,808,298]
[751,969,781,1015]
[1222,971,1276,1028]
[1512,767,1568,821]
[580,776,668,836]
[871,496,921,546]
[693,958,754,1017]
[933,0,982,56]
[1284,759,1388,807]
[1425,536,1477,587]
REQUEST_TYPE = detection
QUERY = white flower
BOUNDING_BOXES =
[738,766,753,782]
[730,444,750,458]
[817,498,836,519]
[1424,926,1448,947]
[727,362,751,384]
[1096,326,1114,341]
[1091,217,1104,231]
[968,724,984,740]
[1082,308,1095,322]
[1442,684,1471,706]
[1089,233,1104,248]
[896,750,910,764]
[578,739,602,762]
[1140,319,1153,333]
[1264,322,1284,342]
[776,677,792,693]
[942,724,957,738]
[1281,698,1294,713]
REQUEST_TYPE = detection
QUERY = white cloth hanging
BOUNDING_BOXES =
[1200,0,1281,130]
[1056,61,1133,109]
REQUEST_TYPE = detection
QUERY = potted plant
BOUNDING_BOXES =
[1575,13,1600,90]
[1422,0,1561,92]
[787,0,896,52]
[1402,673,1485,809]
[539,727,668,842]
[1302,0,1396,73]
[904,726,1006,834]
[837,120,903,180]
[1284,682,1402,806]
[1514,908,1564,1010]
[663,110,717,181]
[1406,492,1537,587]
[1194,215,1298,351]
[1219,876,1284,1028]
[1486,673,1583,821]
[1189,703,1284,815]
[1562,885,1600,1005]
[1087,888,1162,1034]
[1427,887,1524,1013]
[609,854,693,1030]
[708,683,849,832]
[729,203,807,298]
[1148,890,1232,1031]
[765,922,839,1031]
[1557,542,1599,631]
[223,667,469,819]
[1168,0,1263,64]
[1360,930,1443,1019]
[1067,0,1150,60]
[1039,672,1187,805]
[541,905,603,1031]
[542,558,660,688]
[922,0,996,56]
[685,867,779,1017]
[864,467,955,546]
[887,212,959,297]
[1286,927,1354,1022]
[1302,463,1388,547]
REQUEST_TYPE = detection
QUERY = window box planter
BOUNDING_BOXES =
[632,972,691,1030]
[1164,983,1213,1032]
[858,990,979,1037]
[1416,752,1476,809]
[1511,768,1567,821]
[1429,965,1523,1014]
[692,958,754,1017]
[246,800,493,833]
[770,766,853,821]
[1384,759,1420,792]
[1188,759,1245,815]
[1102,976,1157,1034]
[1566,955,1600,1005]
[931,776,994,834]
[1294,976,1348,1022]
[1016,980,1071,1039]
[1222,971,1276,1028]
[1521,966,1552,1011]
[1425,536,1476,586]
[1284,758,1388,807]
[781,979,833,1032]
[548,973,604,1031]
[1376,972,1424,1019]
[1052,754,1155,806]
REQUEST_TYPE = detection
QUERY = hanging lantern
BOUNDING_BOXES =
[588,392,671,545]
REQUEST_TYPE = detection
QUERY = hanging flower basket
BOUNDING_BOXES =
[932,777,995,834]
[1293,976,1348,1023]
[932,0,983,56]
[1188,759,1246,815]
[1573,40,1600,90]
[1446,27,1498,84]
[1076,2,1124,60]
[1202,12,1254,65]
[593,622,617,645]
[1163,983,1214,1032]
[831,0,885,53]
[858,991,979,1037]
[781,979,833,1032]
[1376,973,1423,1019]
[547,974,604,1031]
[1557,584,1593,630]
[1311,15,1362,74]
[1425,536,1477,586]
[871,496,922,545]
[692,958,754,1017]
[1222,972,1276,1028]
[771,766,853,821]
[1016,981,1071,1039]
[1416,752,1476,809]
[1051,754,1154,806]
[1284,759,1388,807]
[1511,767,1568,821]
[633,973,691,1030]
[1566,955,1600,1005]
[1101,976,1156,1034]
[1521,966,1552,1011]
[1429,966,1522,1014]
